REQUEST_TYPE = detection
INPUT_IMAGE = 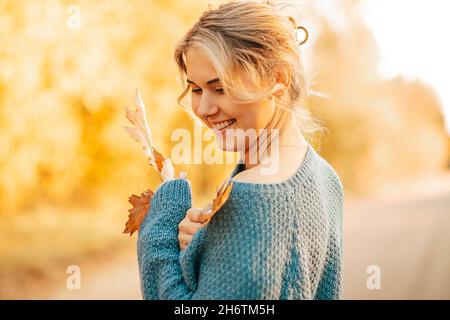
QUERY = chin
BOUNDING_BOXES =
[215,136,242,152]
[216,138,235,152]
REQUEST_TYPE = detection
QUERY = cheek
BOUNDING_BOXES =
[232,106,263,130]
[252,104,275,128]
[223,104,246,124]
[190,95,200,115]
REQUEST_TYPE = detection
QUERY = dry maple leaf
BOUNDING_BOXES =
[203,178,234,223]
[152,148,174,182]
[123,189,154,236]
[123,88,174,182]
[123,89,175,236]
[124,89,155,164]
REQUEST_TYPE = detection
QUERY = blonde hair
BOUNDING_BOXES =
[174,0,324,143]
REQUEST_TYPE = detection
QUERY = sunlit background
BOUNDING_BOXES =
[1,0,449,299]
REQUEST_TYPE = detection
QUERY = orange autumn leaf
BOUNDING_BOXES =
[123,148,169,237]
[123,89,174,182]
[123,189,154,236]
[204,178,234,222]
[123,90,176,237]
[153,148,165,172]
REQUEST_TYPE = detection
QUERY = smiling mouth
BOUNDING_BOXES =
[212,119,236,131]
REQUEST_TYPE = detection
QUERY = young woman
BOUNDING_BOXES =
[137,0,344,300]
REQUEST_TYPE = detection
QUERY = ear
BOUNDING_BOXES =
[276,69,292,88]
[272,70,291,99]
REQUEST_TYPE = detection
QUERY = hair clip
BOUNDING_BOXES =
[288,16,309,46]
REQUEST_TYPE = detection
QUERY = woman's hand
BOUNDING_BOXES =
[178,205,211,251]
[177,171,212,251]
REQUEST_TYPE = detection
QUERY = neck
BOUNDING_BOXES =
[240,116,306,170]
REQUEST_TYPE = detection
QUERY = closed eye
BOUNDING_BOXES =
[191,87,224,94]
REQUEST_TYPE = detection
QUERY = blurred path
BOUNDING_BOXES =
[343,172,450,299]
[46,173,450,300]
[46,244,141,300]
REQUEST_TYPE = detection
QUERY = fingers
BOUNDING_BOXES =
[179,219,204,235]
[179,171,192,189]
[179,171,187,180]
[178,206,210,251]
[202,203,213,215]
[178,232,192,251]
[187,208,209,223]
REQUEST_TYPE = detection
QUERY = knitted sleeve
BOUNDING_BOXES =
[137,179,192,299]
[137,179,293,300]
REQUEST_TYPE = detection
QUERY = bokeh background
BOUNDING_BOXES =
[1,0,449,299]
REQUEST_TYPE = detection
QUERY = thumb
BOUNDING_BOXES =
[202,203,213,215]
[179,171,187,180]
[179,171,192,189]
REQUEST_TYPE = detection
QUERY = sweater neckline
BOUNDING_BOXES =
[229,142,315,192]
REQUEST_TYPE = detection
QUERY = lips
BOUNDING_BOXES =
[211,119,236,130]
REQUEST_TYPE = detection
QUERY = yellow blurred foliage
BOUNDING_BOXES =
[1,0,448,214]
[0,0,228,215]
[308,1,449,193]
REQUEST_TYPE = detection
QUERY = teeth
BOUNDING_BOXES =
[213,119,236,130]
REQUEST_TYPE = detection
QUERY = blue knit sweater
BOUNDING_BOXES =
[137,143,344,300]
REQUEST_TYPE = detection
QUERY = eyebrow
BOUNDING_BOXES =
[186,78,221,86]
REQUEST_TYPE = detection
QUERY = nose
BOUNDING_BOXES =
[196,93,219,119]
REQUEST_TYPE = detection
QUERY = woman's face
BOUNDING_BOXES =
[185,47,277,152]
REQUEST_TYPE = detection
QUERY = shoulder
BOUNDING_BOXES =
[232,167,269,184]
[232,144,308,184]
